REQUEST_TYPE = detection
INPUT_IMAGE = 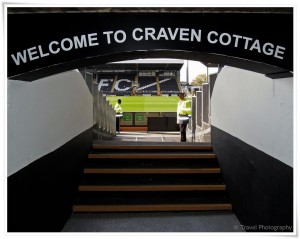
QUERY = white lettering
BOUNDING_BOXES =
[131,27,201,42]
[207,31,218,44]
[219,33,231,46]
[115,79,131,91]
[132,28,143,41]
[168,28,179,40]
[49,41,60,54]
[74,35,87,49]
[249,39,261,52]
[10,30,287,68]
[179,28,189,41]
[145,28,156,40]
[206,31,286,60]
[27,46,39,61]
[232,34,243,47]
[38,45,50,57]
[11,33,100,66]
[103,31,114,44]
[262,42,274,56]
[191,29,201,42]
[243,36,253,50]
[157,28,169,40]
[61,38,73,51]
[114,30,126,43]
[98,79,110,91]
[274,45,285,59]
[88,33,99,46]
[11,50,27,65]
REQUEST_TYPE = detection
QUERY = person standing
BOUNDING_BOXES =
[114,99,122,114]
[114,99,123,132]
[177,92,192,142]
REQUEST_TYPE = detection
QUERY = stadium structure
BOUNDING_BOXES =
[84,59,195,133]
[92,59,183,96]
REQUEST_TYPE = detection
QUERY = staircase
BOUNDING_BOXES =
[72,142,232,212]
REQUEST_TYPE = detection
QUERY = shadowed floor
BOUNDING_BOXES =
[62,211,244,232]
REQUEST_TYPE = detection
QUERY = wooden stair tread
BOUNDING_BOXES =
[74,191,232,211]
[84,168,221,174]
[88,152,216,159]
[73,204,232,212]
[79,184,226,191]
[80,174,224,185]
[85,159,219,169]
[75,190,230,204]
[93,143,212,150]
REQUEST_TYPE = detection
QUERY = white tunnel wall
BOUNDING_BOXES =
[211,66,293,167]
[7,70,93,176]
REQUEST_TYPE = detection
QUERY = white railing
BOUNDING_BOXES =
[93,81,116,140]
[187,85,211,143]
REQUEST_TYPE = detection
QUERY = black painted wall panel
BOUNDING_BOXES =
[7,127,93,232]
[148,117,179,131]
[211,126,293,232]
[209,73,217,97]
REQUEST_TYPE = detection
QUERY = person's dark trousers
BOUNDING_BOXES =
[116,117,120,132]
[180,124,187,142]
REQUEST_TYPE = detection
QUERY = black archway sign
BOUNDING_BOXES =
[7,11,293,81]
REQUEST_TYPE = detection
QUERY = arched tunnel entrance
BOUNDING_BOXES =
[7,7,293,144]
[7,7,294,233]
[7,7,293,145]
